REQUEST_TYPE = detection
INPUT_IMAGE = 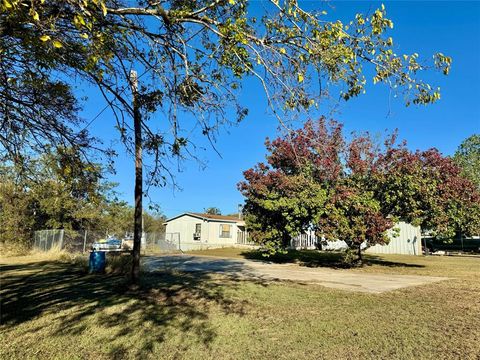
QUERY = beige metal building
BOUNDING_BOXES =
[321,222,422,255]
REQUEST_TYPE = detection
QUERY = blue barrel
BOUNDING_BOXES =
[89,251,106,273]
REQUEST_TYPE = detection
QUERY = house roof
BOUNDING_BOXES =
[165,212,244,224]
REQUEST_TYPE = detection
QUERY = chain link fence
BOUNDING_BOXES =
[33,229,65,251]
[144,232,179,253]
[33,229,115,252]
[33,229,174,253]
[33,229,258,253]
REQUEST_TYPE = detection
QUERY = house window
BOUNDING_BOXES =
[219,224,232,238]
[193,223,201,240]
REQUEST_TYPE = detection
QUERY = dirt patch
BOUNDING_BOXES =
[144,254,449,293]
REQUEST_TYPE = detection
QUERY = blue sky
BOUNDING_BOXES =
[81,1,480,218]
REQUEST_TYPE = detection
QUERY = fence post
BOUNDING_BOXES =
[83,230,87,253]
[59,229,65,250]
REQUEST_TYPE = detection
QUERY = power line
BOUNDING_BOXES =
[78,68,152,134]
[80,103,111,133]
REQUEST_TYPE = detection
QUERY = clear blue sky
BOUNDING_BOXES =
[81,1,480,218]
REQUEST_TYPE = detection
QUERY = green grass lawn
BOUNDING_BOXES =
[1,251,479,359]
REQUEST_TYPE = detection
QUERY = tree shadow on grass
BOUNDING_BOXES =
[0,258,262,358]
[240,249,425,269]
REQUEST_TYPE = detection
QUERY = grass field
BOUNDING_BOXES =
[1,250,479,359]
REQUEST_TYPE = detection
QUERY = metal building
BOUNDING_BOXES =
[320,222,422,255]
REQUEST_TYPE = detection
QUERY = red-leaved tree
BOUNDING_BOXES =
[239,118,480,263]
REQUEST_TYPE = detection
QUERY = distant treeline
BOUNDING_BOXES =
[0,148,165,253]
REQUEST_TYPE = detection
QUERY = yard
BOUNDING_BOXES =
[1,250,479,359]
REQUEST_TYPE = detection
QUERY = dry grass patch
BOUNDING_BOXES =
[1,251,479,359]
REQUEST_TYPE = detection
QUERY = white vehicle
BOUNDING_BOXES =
[92,237,122,251]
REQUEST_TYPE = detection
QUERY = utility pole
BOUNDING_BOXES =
[130,70,142,285]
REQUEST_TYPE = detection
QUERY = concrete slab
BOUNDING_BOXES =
[143,254,449,294]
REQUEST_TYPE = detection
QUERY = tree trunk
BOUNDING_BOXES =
[130,70,142,285]
[282,232,291,249]
[357,244,363,266]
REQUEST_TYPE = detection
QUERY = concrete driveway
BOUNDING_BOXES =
[143,254,449,294]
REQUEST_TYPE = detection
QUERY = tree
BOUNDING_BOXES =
[99,200,134,236]
[2,1,452,280]
[0,148,107,250]
[376,147,480,239]
[0,150,166,251]
[454,135,480,190]
[143,211,166,233]
[240,119,480,263]
[0,172,36,252]
[204,207,222,215]
[30,148,106,230]
[241,170,327,255]
[239,119,341,254]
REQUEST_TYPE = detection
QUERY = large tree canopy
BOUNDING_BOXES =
[239,119,480,261]
[1,0,451,181]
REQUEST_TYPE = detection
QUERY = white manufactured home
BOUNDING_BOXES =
[164,212,249,251]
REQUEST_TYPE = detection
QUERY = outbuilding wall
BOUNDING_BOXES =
[322,222,422,255]
[365,222,422,255]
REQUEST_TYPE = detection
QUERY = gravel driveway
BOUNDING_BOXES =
[143,254,449,293]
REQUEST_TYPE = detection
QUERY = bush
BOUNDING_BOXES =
[0,242,31,257]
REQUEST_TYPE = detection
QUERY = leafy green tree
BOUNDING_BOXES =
[97,202,165,235]
[0,147,104,236]
[1,148,114,250]
[96,200,134,236]
[454,134,480,190]
[204,207,222,215]
[0,171,36,253]
[143,211,166,233]
[27,148,106,230]
[0,148,167,251]
[241,171,326,255]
